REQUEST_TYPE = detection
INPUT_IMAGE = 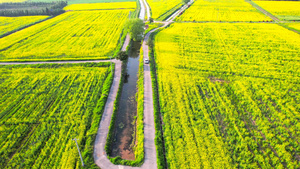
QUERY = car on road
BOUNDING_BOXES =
[144,59,149,64]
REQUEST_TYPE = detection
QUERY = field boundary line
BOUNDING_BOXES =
[165,0,193,22]
[0,59,114,65]
[246,0,280,22]
[278,23,300,34]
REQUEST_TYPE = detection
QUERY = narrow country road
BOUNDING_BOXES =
[139,0,146,20]
[166,0,193,22]
[143,0,151,20]
[139,0,150,20]
[122,34,131,51]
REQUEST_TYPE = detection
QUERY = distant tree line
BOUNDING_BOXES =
[0,1,68,16]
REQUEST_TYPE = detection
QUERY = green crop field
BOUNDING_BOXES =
[176,0,272,22]
[0,62,113,168]
[153,23,300,169]
[0,16,48,37]
[0,10,132,62]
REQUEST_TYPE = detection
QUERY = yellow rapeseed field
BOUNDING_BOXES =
[254,1,300,20]
[0,10,131,61]
[64,2,137,11]
[0,62,113,168]
[286,23,300,32]
[0,16,48,37]
[176,0,272,22]
[154,22,300,169]
[147,0,183,20]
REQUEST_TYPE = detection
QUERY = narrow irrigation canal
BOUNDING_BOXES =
[111,41,141,160]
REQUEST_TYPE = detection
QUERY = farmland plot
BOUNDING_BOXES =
[0,63,113,168]
[0,10,131,61]
[153,23,300,169]
[254,1,300,21]
[285,23,300,32]
[0,16,48,37]
[64,2,137,11]
[147,0,183,20]
[176,0,272,22]
[66,0,135,5]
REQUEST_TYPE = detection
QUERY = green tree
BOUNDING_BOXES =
[182,0,189,4]
[149,17,154,23]
[125,18,144,41]
[116,51,128,61]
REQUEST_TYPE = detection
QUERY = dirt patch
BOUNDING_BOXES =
[208,76,229,84]
[112,126,135,160]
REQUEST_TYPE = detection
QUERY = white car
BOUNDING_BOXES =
[144,59,149,64]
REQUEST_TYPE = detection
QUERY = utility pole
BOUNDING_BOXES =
[72,138,85,167]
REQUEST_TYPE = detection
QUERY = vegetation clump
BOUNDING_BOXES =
[116,51,128,61]
[182,0,190,4]
[125,18,145,41]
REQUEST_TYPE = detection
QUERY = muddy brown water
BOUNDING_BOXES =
[111,41,141,160]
